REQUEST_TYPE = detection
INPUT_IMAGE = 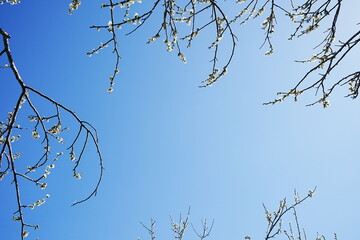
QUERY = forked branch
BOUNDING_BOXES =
[0,28,104,239]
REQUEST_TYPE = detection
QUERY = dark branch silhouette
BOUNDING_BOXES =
[0,28,104,240]
[140,189,336,240]
[1,0,357,238]
[79,0,358,106]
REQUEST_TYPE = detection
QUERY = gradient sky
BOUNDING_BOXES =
[1,1,360,240]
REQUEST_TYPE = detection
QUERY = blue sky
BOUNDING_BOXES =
[1,1,360,240]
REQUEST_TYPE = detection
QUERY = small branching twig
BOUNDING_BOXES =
[141,208,213,240]
[76,0,237,89]
[264,0,359,107]
[191,219,214,240]
[263,188,317,240]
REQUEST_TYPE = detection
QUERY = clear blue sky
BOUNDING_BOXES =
[1,1,360,240]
